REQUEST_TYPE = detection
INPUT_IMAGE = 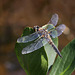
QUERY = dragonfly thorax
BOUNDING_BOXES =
[39,28,49,38]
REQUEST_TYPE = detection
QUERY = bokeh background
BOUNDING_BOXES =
[0,0,75,75]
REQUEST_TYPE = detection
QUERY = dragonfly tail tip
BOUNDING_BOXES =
[59,54,62,58]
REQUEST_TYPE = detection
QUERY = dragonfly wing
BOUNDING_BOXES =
[22,38,48,54]
[49,29,58,38]
[17,31,42,43]
[50,24,66,38]
[48,14,58,26]
[56,24,66,36]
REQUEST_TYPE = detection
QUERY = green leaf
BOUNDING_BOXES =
[15,25,58,75]
[49,39,75,75]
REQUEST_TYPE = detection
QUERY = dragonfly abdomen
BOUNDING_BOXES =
[49,41,62,57]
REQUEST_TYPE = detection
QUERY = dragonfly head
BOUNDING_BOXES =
[33,26,40,32]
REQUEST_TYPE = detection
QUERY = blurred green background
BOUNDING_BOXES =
[0,0,75,75]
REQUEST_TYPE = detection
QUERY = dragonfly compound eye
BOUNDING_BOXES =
[33,26,40,31]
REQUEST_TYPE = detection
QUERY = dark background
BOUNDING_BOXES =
[0,0,75,75]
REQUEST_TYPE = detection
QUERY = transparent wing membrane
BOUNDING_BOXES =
[49,29,58,38]
[48,14,58,26]
[17,31,42,43]
[56,24,66,36]
[50,24,66,38]
[22,38,48,54]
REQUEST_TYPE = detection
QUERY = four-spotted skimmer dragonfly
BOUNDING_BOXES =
[17,14,66,57]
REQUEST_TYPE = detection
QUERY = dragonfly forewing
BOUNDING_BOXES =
[17,30,42,43]
[22,38,49,54]
[48,14,58,26]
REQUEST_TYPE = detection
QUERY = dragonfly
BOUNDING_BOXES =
[17,14,66,57]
